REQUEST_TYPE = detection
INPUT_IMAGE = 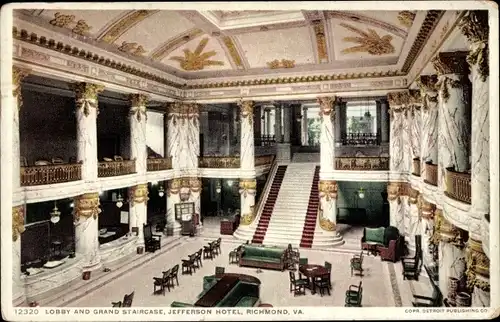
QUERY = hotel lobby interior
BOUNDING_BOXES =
[3,6,496,310]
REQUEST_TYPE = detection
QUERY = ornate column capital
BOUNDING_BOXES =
[431,51,470,76]
[318,180,338,201]
[466,238,490,292]
[129,94,149,122]
[71,82,105,116]
[417,75,439,110]
[458,10,489,82]
[167,178,181,195]
[434,209,466,247]
[12,205,25,242]
[239,179,257,197]
[189,177,202,193]
[408,187,420,204]
[12,66,30,109]
[420,198,436,219]
[387,182,402,202]
[129,183,149,206]
[73,192,101,221]
[317,96,336,117]
[387,91,411,116]
[238,100,254,119]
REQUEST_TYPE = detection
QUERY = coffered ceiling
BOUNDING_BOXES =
[15,8,446,83]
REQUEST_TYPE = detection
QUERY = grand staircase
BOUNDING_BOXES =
[251,165,288,244]
[299,166,320,248]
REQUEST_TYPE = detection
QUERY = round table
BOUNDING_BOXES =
[299,264,329,294]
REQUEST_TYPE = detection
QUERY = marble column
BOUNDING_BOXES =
[301,106,309,146]
[72,83,104,183]
[460,11,490,241]
[128,184,148,247]
[418,75,440,179]
[434,209,467,303]
[466,238,490,306]
[167,179,182,232]
[334,101,342,146]
[265,108,272,136]
[432,52,471,191]
[199,111,209,155]
[409,90,422,164]
[318,180,339,235]
[388,182,404,233]
[12,67,29,191]
[12,205,25,306]
[239,179,257,226]
[274,104,282,143]
[387,92,406,173]
[406,188,421,251]
[376,100,382,145]
[317,96,336,175]
[283,105,291,143]
[420,199,437,266]
[74,192,102,271]
[129,94,148,176]
[238,101,255,175]
[187,178,202,227]
[380,99,390,144]
[253,105,262,145]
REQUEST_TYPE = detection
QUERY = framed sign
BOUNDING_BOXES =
[175,202,194,221]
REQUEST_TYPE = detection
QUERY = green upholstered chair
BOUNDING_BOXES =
[299,258,308,266]
[350,252,364,277]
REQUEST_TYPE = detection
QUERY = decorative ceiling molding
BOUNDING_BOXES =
[312,21,329,63]
[325,11,408,39]
[339,23,395,56]
[97,10,159,44]
[169,38,224,71]
[220,36,246,70]
[149,28,204,61]
[118,41,147,57]
[398,11,417,28]
[400,10,445,73]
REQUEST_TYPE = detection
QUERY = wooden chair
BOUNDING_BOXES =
[324,261,332,288]
[229,245,243,264]
[345,281,362,307]
[153,270,171,295]
[51,157,65,164]
[402,235,422,281]
[122,291,134,307]
[190,253,200,271]
[114,155,124,161]
[144,224,161,253]
[203,243,214,259]
[182,257,196,275]
[214,238,222,255]
[169,265,179,288]
[289,271,307,296]
[286,244,300,271]
[350,252,364,277]
[215,266,225,275]
[111,301,122,307]
[35,160,50,166]
[195,248,203,268]
[314,273,331,297]
[69,156,77,164]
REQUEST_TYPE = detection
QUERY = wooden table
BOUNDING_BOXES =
[299,264,329,295]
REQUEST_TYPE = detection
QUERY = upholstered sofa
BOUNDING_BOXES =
[170,301,194,307]
[216,281,260,307]
[238,245,286,271]
[361,226,404,262]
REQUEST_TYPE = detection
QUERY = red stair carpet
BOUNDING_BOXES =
[251,166,288,244]
[299,166,320,248]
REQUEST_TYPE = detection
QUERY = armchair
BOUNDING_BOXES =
[350,252,364,277]
[229,245,244,264]
[402,235,422,280]
[153,270,171,295]
[345,281,362,307]
[143,224,161,253]
[122,291,134,307]
[289,271,307,296]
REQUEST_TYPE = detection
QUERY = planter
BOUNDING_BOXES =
[137,246,144,254]
[447,277,460,305]
[82,271,91,280]
[456,292,471,307]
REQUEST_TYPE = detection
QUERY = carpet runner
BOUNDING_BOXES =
[299,166,320,248]
[251,165,288,244]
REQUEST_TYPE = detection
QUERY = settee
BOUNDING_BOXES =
[361,226,404,262]
[238,245,286,271]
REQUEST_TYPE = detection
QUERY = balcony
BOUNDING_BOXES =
[445,167,471,204]
[20,163,82,186]
[412,158,421,177]
[98,160,136,178]
[198,156,240,168]
[424,162,438,186]
[255,135,276,147]
[255,155,274,167]
[147,157,172,171]
[341,133,380,146]
[335,157,389,171]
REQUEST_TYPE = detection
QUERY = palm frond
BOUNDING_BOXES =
[342,36,366,44]
[205,60,225,66]
[198,50,217,60]
[339,23,368,38]
[194,38,209,56]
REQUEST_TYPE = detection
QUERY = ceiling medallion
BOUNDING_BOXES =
[266,59,295,69]
[398,11,416,28]
[339,23,395,56]
[118,41,147,56]
[170,38,224,71]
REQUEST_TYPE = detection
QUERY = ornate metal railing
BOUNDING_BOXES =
[98,160,136,177]
[20,163,82,186]
[445,167,471,204]
[147,157,172,171]
[334,157,389,170]
[424,163,438,186]
[255,155,274,167]
[198,156,240,168]
[412,158,421,177]
[341,133,380,146]
[255,135,276,146]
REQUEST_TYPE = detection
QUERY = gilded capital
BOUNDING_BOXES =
[12,66,30,109]
[239,179,256,197]
[168,178,182,195]
[73,192,101,221]
[417,75,439,110]
[420,198,436,219]
[71,82,104,117]
[458,10,489,82]
[408,187,419,204]
[431,51,469,76]
[466,238,490,291]
[129,183,149,206]
[387,182,401,201]
[318,180,338,201]
[189,177,202,193]
[317,96,335,117]
[129,94,149,122]
[238,100,254,118]
[435,209,465,246]
[12,205,25,242]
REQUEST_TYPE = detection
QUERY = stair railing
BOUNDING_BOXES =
[250,156,279,227]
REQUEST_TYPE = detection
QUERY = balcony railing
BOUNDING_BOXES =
[341,133,380,146]
[255,155,274,167]
[445,167,471,204]
[335,157,389,171]
[198,156,240,168]
[147,157,172,171]
[20,163,82,186]
[98,160,136,178]
[255,135,276,146]
[424,162,438,186]
[412,158,421,177]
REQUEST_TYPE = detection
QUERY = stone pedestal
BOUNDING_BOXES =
[317,97,336,175]
[129,94,148,176]
[239,179,257,226]
[74,193,102,271]
[129,184,148,246]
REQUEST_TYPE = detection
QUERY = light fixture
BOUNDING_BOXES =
[151,180,158,186]
[296,113,302,122]
[70,202,74,208]
[226,180,233,187]
[50,201,61,224]
[116,193,124,208]
[358,188,365,199]
[216,181,222,194]
[158,185,165,197]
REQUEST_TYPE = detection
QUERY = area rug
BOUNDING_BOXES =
[387,262,403,307]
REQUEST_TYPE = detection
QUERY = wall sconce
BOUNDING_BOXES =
[151,180,158,186]
[216,181,222,194]
[358,188,365,199]
[116,193,124,208]
[50,201,61,224]
[226,180,234,187]
[296,114,302,122]
[158,185,165,197]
